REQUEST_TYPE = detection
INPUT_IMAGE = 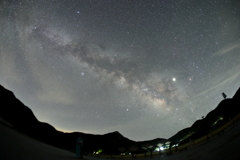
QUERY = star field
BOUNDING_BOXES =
[0,0,240,141]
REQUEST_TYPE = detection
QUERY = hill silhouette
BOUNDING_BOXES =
[165,87,240,149]
[0,85,166,155]
[1,85,239,155]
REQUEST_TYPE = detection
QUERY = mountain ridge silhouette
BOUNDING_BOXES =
[0,85,166,154]
[1,85,239,155]
[166,87,240,148]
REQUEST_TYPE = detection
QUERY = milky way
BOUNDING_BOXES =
[0,0,240,140]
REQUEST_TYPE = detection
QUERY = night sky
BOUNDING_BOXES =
[0,0,240,141]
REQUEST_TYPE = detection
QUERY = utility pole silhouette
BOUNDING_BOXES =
[222,92,227,99]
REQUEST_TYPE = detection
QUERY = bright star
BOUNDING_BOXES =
[172,78,176,81]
